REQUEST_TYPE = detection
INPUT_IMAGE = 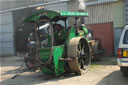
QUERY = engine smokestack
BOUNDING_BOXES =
[78,0,86,11]
[78,0,86,24]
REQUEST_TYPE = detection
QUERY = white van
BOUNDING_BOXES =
[117,25,128,77]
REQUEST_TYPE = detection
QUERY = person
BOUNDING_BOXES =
[53,24,65,45]
[28,29,36,42]
[27,29,36,56]
[53,24,63,32]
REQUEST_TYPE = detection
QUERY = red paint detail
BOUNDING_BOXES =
[117,48,122,58]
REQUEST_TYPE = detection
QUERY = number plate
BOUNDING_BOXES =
[123,50,128,57]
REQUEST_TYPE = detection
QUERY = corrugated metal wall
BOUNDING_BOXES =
[0,12,15,56]
[86,0,125,55]
[86,3,114,24]
[125,0,128,25]
[86,0,125,28]
[113,0,125,28]
[114,28,123,55]
[0,0,59,11]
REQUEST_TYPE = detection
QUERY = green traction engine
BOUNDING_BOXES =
[24,10,94,76]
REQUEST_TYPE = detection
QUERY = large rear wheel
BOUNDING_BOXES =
[68,37,91,75]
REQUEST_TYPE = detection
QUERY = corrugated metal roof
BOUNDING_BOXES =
[0,0,69,13]
[86,0,118,6]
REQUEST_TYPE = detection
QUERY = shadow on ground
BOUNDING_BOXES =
[91,56,117,65]
[0,55,78,85]
[1,68,77,85]
[96,70,128,85]
[0,56,24,67]
[0,56,120,85]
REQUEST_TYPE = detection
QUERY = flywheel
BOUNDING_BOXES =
[68,37,91,75]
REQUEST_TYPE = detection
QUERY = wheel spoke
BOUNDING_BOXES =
[79,41,82,51]
[80,60,84,69]
[77,49,80,54]
[78,58,81,63]
[82,45,85,52]
[77,41,88,70]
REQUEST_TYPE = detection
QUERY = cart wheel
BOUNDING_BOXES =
[68,37,91,75]
[24,53,37,70]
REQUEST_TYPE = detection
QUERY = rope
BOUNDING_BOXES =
[11,62,29,79]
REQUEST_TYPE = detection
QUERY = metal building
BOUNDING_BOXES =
[85,0,125,55]
[0,0,69,56]
[0,12,15,56]
[0,0,126,56]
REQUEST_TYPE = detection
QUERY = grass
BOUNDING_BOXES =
[89,56,117,71]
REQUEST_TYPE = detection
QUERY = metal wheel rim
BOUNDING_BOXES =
[68,37,91,74]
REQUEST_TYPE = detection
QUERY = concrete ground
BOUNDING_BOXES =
[0,55,128,85]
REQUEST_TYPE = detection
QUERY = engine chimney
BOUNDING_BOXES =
[78,0,86,24]
[78,0,86,11]
[68,0,86,25]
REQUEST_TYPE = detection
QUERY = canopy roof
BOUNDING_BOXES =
[24,10,60,23]
[24,10,88,23]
